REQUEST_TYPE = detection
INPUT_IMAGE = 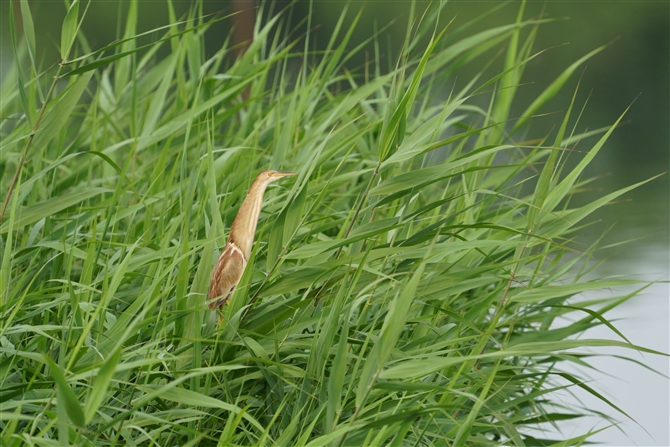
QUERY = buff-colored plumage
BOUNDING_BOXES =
[208,170,296,312]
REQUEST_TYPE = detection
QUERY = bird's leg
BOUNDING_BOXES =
[217,312,223,326]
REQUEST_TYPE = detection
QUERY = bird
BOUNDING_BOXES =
[207,170,296,317]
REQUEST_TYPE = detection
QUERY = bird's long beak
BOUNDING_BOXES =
[269,171,297,178]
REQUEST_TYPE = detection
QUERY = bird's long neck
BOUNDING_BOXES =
[228,178,270,258]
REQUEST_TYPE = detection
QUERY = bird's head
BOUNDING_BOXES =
[260,170,297,184]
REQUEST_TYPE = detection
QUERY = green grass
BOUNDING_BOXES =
[0,1,665,446]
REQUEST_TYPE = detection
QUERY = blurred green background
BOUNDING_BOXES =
[1,1,668,443]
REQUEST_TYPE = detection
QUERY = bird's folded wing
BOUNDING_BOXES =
[207,242,247,309]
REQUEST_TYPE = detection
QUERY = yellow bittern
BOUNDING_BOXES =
[207,170,296,316]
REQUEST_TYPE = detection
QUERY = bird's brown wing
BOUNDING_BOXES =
[207,242,247,310]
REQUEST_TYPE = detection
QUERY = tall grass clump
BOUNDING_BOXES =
[1,1,665,445]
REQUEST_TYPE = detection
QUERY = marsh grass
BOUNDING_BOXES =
[0,1,665,445]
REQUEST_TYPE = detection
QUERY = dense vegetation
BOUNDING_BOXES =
[1,1,663,445]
